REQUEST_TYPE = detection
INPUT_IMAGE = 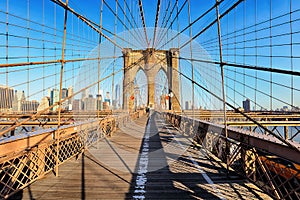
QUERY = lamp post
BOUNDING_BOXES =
[134,85,140,111]
[168,91,173,110]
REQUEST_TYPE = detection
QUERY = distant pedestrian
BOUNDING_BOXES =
[146,107,150,117]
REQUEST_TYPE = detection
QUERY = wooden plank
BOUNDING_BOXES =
[19,114,271,200]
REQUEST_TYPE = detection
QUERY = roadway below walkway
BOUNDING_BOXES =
[19,112,271,199]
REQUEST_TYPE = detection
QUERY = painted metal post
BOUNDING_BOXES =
[215,0,229,174]
[56,0,69,177]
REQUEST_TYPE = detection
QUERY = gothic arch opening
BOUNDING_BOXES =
[154,68,168,110]
[134,69,148,109]
[123,48,180,111]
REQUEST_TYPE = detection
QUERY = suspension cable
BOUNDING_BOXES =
[171,65,300,152]
[123,0,147,45]
[156,0,177,45]
[101,0,145,47]
[179,0,243,50]
[138,0,149,47]
[115,0,146,46]
[157,0,224,49]
[178,56,300,76]
[155,0,187,48]
[152,0,161,48]
[51,0,122,49]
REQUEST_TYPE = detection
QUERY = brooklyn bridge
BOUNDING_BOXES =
[0,0,300,199]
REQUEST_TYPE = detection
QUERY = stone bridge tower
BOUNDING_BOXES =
[122,48,180,112]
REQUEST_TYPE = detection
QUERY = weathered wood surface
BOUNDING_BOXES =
[17,112,271,199]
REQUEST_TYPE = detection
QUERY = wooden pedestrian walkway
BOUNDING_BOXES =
[19,112,271,199]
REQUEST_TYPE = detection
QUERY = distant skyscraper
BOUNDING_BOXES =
[82,89,88,100]
[72,99,81,111]
[114,84,120,108]
[0,85,14,111]
[103,101,110,110]
[50,89,59,111]
[105,92,111,105]
[37,96,50,112]
[282,106,289,112]
[243,99,250,112]
[115,84,120,100]
[68,86,73,100]
[62,88,68,99]
[83,95,96,111]
[96,94,102,110]
[21,100,39,113]
[61,88,69,110]
[47,88,51,98]
[185,101,191,110]
[12,90,26,112]
[106,91,110,99]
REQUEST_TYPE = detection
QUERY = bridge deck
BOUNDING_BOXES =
[19,113,271,199]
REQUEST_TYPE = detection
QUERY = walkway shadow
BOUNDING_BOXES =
[125,112,222,199]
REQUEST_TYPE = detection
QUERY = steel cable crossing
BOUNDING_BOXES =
[1,0,299,138]
[1,1,300,199]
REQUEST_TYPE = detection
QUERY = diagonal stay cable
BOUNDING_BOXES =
[51,0,123,49]
[102,0,145,47]
[51,0,142,50]
[123,0,147,45]
[155,0,188,48]
[155,0,177,47]
[157,0,224,49]
[170,60,300,153]
[138,0,149,47]
[152,0,161,48]
[162,0,177,30]
[0,51,152,137]
[154,0,171,48]
[116,0,146,46]
[2,47,166,137]
[0,56,121,68]
[159,0,171,28]
[179,0,243,50]
[178,56,300,76]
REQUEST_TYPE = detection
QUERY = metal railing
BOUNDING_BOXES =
[0,112,140,199]
[164,112,300,199]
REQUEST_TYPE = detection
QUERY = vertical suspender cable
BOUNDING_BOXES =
[27,0,30,102]
[152,0,161,48]
[290,0,294,109]
[5,0,9,115]
[254,0,257,111]
[215,0,229,174]
[57,0,69,176]
[269,0,273,111]
[188,0,195,121]
[116,0,145,47]
[165,0,171,50]
[233,8,236,107]
[42,0,45,97]
[112,0,118,110]
[243,2,245,106]
[177,0,183,111]
[98,0,104,118]
[138,0,149,47]
[123,0,146,46]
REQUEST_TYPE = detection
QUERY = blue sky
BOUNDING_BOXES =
[0,0,300,111]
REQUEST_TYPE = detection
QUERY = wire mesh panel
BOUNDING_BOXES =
[0,0,300,199]
[165,112,300,199]
[0,115,123,199]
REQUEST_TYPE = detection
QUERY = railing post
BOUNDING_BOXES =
[215,0,229,174]
[56,0,69,177]
[284,118,289,140]
[241,147,256,181]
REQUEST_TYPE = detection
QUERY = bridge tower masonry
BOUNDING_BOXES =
[123,48,181,112]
